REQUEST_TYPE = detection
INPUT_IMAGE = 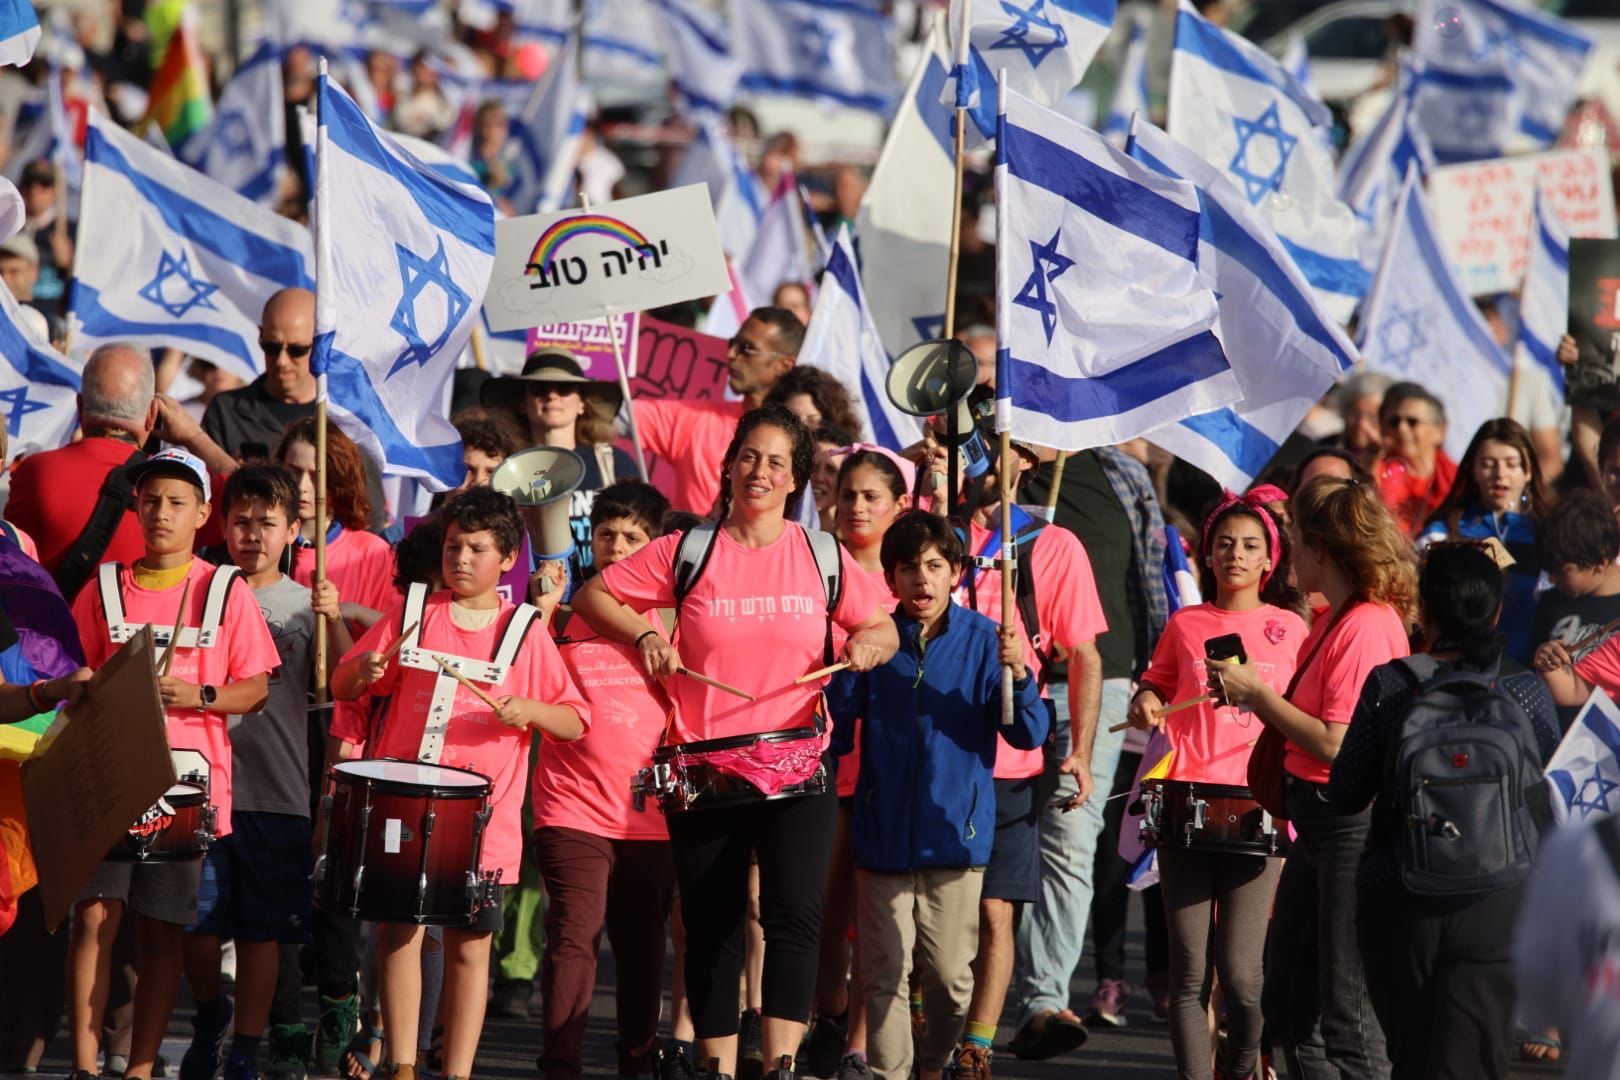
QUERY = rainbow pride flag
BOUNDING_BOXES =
[142,5,211,154]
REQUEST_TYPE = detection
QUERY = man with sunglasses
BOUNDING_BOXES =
[629,305,803,514]
[201,288,387,529]
[1373,381,1455,540]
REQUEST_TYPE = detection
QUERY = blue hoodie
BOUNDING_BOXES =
[828,601,1049,873]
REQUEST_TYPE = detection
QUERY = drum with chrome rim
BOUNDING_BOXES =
[631,725,828,814]
[1139,778,1287,857]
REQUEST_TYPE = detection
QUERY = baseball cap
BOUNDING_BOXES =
[126,448,211,496]
[0,232,39,265]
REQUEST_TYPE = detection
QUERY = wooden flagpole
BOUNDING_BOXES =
[996,68,1015,725]
[312,59,329,705]
[580,193,649,480]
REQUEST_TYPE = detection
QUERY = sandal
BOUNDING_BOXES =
[1517,1032,1563,1064]
[341,1027,386,1080]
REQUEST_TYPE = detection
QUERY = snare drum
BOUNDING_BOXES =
[631,726,828,814]
[1138,778,1286,857]
[107,781,216,862]
[315,759,498,925]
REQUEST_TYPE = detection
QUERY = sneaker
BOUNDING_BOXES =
[735,1012,764,1080]
[222,1051,259,1080]
[1087,979,1128,1028]
[265,1025,310,1080]
[180,998,236,1080]
[490,980,531,1021]
[833,1054,870,1080]
[656,1047,697,1080]
[1145,971,1170,1024]
[762,1056,795,1080]
[802,1014,846,1079]
[314,996,359,1077]
[945,1044,991,1080]
[1007,1010,1088,1061]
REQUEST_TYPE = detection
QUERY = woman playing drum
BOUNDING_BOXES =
[572,404,898,1080]
[1127,488,1306,1080]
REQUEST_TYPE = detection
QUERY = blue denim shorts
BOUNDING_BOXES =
[983,776,1041,903]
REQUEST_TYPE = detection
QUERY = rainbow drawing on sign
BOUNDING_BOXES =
[527,215,651,273]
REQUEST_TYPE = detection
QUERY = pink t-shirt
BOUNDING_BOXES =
[291,526,400,617]
[1138,603,1307,787]
[955,519,1109,780]
[535,620,673,840]
[834,564,896,798]
[344,591,592,881]
[73,560,281,836]
[1575,635,1620,697]
[600,525,890,745]
[633,398,747,514]
[1284,601,1410,783]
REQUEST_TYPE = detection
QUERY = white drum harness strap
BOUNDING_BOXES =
[394,583,543,764]
[98,563,243,649]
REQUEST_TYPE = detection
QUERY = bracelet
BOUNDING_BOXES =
[26,680,50,714]
[634,629,659,650]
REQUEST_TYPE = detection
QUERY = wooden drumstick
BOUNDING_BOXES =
[434,655,503,712]
[794,662,850,686]
[1108,694,1213,733]
[677,667,756,701]
[381,621,419,662]
[157,579,192,678]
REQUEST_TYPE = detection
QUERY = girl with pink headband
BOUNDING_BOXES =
[1125,488,1307,1080]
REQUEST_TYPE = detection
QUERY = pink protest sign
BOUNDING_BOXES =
[624,317,734,498]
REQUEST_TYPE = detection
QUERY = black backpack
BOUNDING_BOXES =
[1386,655,1545,898]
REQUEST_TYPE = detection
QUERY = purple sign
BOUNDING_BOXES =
[525,314,641,379]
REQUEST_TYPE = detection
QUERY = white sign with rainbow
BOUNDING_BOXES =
[484,184,730,331]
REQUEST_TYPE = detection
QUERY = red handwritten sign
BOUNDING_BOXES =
[1428,147,1616,296]
[622,317,733,498]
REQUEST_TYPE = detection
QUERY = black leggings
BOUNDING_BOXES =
[666,785,838,1038]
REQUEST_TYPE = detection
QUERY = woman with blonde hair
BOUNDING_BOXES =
[1203,476,1416,1080]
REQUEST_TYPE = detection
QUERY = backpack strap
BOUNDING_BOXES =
[672,523,720,611]
[54,446,146,600]
[1394,653,1443,687]
[804,525,843,667]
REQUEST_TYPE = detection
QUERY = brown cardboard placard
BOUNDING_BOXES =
[22,627,175,931]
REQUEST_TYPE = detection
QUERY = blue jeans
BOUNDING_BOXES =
[1011,677,1131,1027]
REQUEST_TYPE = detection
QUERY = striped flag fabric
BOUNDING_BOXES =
[1101,8,1150,145]
[1518,188,1570,393]
[187,44,286,205]
[0,282,82,462]
[1546,689,1620,825]
[0,0,39,67]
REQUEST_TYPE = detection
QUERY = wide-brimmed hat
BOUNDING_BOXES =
[480,348,625,423]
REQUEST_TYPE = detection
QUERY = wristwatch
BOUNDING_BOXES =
[199,684,218,708]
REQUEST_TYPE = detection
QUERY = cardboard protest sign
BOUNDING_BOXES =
[525,314,640,378]
[485,185,729,331]
[1567,238,1620,412]
[1429,147,1616,296]
[22,628,175,931]
[626,317,733,496]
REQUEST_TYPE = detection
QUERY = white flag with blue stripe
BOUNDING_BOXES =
[312,72,494,492]
[508,39,589,215]
[74,110,314,383]
[0,285,81,463]
[1337,64,1433,267]
[856,16,956,359]
[733,0,897,115]
[737,176,813,312]
[187,44,286,206]
[947,0,1117,147]
[1129,121,1356,491]
[994,86,1237,451]
[1168,1,1367,322]
[673,119,765,259]
[1101,8,1150,145]
[800,227,924,452]
[1281,33,1312,97]
[1357,166,1510,461]
[1519,187,1569,394]
[653,0,740,119]
[1546,689,1620,826]
[1414,0,1593,159]
[0,0,39,67]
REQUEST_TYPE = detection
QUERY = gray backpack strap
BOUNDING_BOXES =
[672,522,720,608]
[803,525,844,667]
[196,565,242,647]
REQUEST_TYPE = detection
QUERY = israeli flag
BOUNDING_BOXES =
[1546,689,1620,826]
[1414,0,1593,154]
[0,0,39,68]
[654,0,741,118]
[1169,1,1367,322]
[856,16,955,359]
[1102,9,1150,145]
[187,44,285,206]
[508,38,588,215]
[0,286,81,463]
[800,228,924,452]
[74,110,314,382]
[1357,166,1509,461]
[1130,121,1356,492]
[946,0,1117,147]
[312,72,493,492]
[733,0,897,115]
[673,119,765,259]
[1281,33,1312,97]
[994,86,1237,452]
[1519,188,1570,394]
[737,176,814,312]
[1337,63,1433,267]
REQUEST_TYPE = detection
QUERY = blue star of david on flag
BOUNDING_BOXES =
[797,17,835,66]
[1012,228,1075,346]
[1451,96,1499,142]
[137,250,222,318]
[213,110,255,161]
[1377,305,1428,370]
[1228,102,1299,206]
[990,0,1071,70]
[1570,762,1620,819]
[911,313,946,343]
[0,384,47,436]
[388,237,473,377]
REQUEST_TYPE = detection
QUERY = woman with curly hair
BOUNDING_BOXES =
[1204,476,1416,1080]
[766,366,863,444]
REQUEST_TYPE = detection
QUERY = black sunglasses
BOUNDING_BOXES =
[261,339,312,359]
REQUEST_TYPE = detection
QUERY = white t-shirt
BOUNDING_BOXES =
[1515,820,1620,1079]
[1507,360,1564,436]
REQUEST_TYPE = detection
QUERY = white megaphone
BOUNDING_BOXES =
[885,339,991,479]
[490,447,586,563]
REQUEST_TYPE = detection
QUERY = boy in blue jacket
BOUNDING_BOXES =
[828,511,1048,1080]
